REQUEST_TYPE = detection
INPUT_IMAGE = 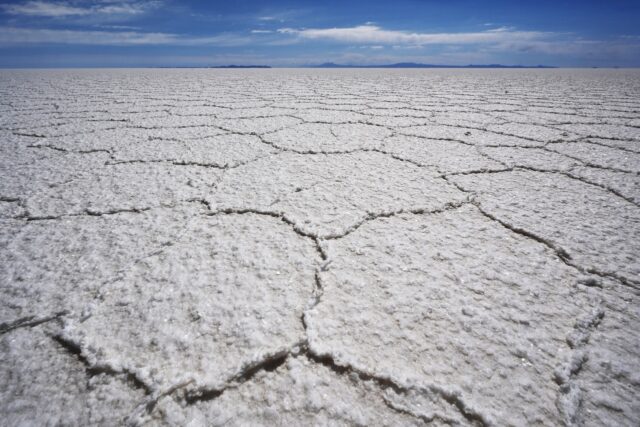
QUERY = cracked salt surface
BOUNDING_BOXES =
[1,68,639,426]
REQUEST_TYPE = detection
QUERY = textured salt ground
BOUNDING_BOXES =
[1,69,639,426]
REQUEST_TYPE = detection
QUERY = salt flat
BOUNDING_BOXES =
[0,69,639,426]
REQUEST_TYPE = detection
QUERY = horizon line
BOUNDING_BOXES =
[2,66,639,69]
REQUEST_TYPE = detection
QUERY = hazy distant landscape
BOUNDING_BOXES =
[313,62,557,68]
[200,63,558,69]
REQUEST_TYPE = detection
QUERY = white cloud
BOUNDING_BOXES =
[94,3,151,15]
[0,26,252,46]
[251,29,272,34]
[278,25,551,46]
[274,24,640,65]
[255,10,304,23]
[95,24,141,30]
[1,1,160,18]
[2,1,89,17]
[0,26,173,44]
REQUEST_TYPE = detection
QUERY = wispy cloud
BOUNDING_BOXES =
[95,24,142,31]
[0,26,252,46]
[278,25,551,46]
[1,1,160,18]
[2,1,89,17]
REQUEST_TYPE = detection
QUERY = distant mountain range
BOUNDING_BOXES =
[169,63,556,69]
[210,65,272,68]
[311,62,556,69]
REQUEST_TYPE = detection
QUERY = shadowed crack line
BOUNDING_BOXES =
[556,169,638,207]
[26,144,113,156]
[313,237,329,261]
[106,150,279,172]
[543,146,639,175]
[550,138,640,155]
[185,197,212,211]
[25,207,151,222]
[441,167,513,178]
[13,126,122,139]
[395,121,555,146]
[208,201,471,243]
[183,348,294,405]
[107,158,231,170]
[478,143,598,172]
[12,131,47,138]
[324,200,472,240]
[394,130,485,148]
[382,393,460,425]
[370,147,430,169]
[127,379,195,425]
[475,203,573,261]
[207,208,318,241]
[302,348,492,427]
[52,333,151,395]
[472,204,638,289]
[474,146,510,167]
[0,311,68,335]
[444,166,639,208]
[0,196,20,203]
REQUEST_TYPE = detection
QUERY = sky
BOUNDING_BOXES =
[0,0,639,67]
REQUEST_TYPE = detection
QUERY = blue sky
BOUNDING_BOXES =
[0,0,639,67]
